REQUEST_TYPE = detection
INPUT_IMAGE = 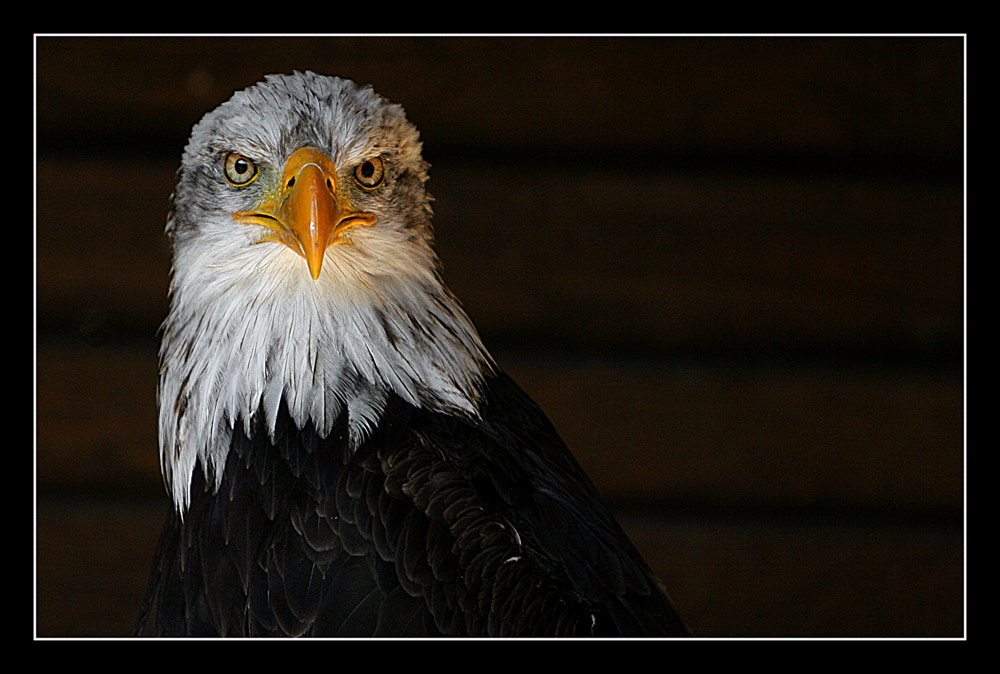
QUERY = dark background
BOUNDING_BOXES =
[34,35,964,638]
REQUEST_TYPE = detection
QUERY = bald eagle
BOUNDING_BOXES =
[134,72,688,637]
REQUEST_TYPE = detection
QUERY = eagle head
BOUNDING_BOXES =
[158,72,493,512]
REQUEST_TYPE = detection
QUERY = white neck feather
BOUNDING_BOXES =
[158,236,492,513]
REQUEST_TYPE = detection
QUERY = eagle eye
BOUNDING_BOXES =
[224,153,259,186]
[354,156,384,189]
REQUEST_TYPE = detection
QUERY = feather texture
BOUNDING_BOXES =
[136,376,687,636]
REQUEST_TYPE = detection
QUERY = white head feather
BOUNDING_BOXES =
[158,72,493,513]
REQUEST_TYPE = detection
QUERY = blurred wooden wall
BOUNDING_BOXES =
[34,36,964,638]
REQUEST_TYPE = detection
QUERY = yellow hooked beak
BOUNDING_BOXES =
[232,146,377,279]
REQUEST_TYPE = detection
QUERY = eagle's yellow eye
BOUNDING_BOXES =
[354,156,384,189]
[224,153,259,186]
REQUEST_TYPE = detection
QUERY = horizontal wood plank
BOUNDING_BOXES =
[35,157,963,356]
[622,512,963,637]
[36,36,963,163]
[36,501,164,638]
[34,500,963,637]
[35,346,963,511]
[36,346,160,491]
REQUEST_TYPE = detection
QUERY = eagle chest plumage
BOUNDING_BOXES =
[137,379,679,636]
[134,71,688,637]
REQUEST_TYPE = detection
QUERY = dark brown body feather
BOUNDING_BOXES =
[135,373,687,637]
